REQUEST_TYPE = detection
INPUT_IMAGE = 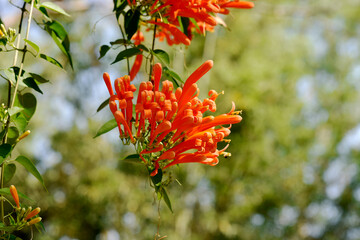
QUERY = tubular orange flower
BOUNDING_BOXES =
[148,21,191,46]
[102,60,242,176]
[9,185,20,208]
[129,54,143,81]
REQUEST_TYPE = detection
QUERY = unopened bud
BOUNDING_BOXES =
[9,185,20,209]
[19,207,26,217]
[23,206,32,220]
[17,130,31,142]
[25,207,40,220]
[0,24,6,37]
[27,217,41,226]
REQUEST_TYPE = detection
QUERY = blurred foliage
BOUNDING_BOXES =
[1,0,360,239]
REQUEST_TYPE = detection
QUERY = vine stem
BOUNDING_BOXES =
[1,0,35,228]
[149,17,157,82]
[118,23,131,74]
[10,0,35,109]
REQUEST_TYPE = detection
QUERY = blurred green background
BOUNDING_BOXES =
[1,0,360,239]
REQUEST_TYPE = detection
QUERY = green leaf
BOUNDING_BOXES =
[47,20,67,40]
[189,17,201,33]
[0,222,16,232]
[4,164,16,183]
[9,214,15,226]
[163,67,184,87]
[137,44,149,52]
[34,221,46,233]
[153,49,170,65]
[113,0,127,13]
[46,21,73,69]
[96,97,109,112]
[111,48,141,64]
[14,92,37,121]
[7,107,24,116]
[7,127,19,144]
[11,114,27,133]
[93,119,117,138]
[122,154,142,164]
[40,53,63,68]
[0,144,12,160]
[99,45,110,59]
[0,188,33,202]
[15,156,46,190]
[150,168,163,190]
[40,2,70,17]
[29,73,50,84]
[161,187,173,213]
[179,17,190,37]
[124,8,141,40]
[0,130,5,142]
[110,39,130,46]
[23,77,43,94]
[38,6,49,17]
[24,39,40,55]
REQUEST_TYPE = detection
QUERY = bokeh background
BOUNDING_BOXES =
[1,0,360,239]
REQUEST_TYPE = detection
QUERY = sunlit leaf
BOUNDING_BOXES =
[47,20,67,41]
[40,2,70,17]
[93,119,117,138]
[7,107,24,116]
[11,114,27,133]
[40,53,63,68]
[15,156,46,190]
[24,39,40,55]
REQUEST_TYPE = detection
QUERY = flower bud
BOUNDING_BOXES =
[25,207,40,220]
[19,207,26,217]
[17,130,31,142]
[9,185,20,209]
[0,24,6,38]
[27,217,41,226]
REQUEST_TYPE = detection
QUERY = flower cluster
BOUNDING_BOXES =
[103,60,242,176]
[8,185,42,231]
[131,0,255,46]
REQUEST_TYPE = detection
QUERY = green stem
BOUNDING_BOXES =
[118,22,131,75]
[149,17,157,82]
[2,2,26,144]
[1,0,35,230]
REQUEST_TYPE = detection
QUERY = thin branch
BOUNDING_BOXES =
[9,0,35,110]
[118,20,131,74]
[1,0,35,229]
[149,17,157,82]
